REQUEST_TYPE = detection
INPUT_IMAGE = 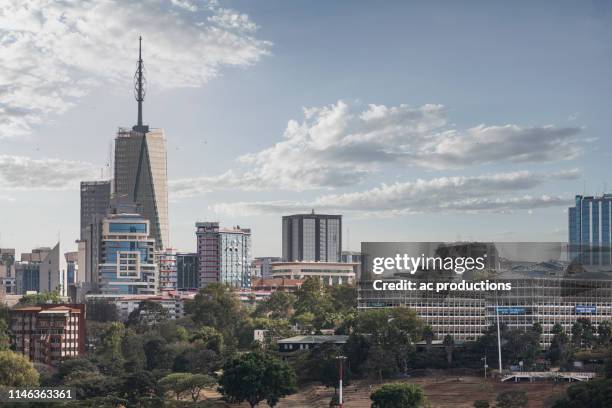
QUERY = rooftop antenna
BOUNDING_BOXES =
[133,36,148,132]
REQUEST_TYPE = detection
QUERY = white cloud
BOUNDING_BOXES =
[209,170,579,216]
[0,155,97,190]
[170,101,584,195]
[0,0,270,139]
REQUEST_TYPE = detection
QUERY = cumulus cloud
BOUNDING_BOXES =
[0,0,270,139]
[170,101,584,195]
[209,170,579,216]
[0,155,97,190]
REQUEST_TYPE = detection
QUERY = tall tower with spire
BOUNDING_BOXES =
[113,37,169,250]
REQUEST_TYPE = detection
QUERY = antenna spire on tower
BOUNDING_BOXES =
[133,36,148,132]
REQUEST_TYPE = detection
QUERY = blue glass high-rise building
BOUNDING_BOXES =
[98,213,158,295]
[569,194,612,267]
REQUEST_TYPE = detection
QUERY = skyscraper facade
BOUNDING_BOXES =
[220,226,252,289]
[569,194,612,266]
[80,180,111,240]
[113,37,169,250]
[196,222,221,286]
[196,222,252,288]
[282,212,342,262]
[98,213,158,295]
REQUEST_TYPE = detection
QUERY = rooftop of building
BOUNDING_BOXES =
[278,335,349,344]
[251,278,304,288]
[282,211,342,218]
[12,304,83,314]
[271,261,359,267]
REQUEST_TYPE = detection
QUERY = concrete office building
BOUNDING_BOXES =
[282,212,342,262]
[177,253,198,290]
[569,194,612,267]
[251,257,281,279]
[358,242,612,348]
[15,263,39,294]
[80,180,111,240]
[157,249,177,292]
[0,248,16,295]
[114,38,169,250]
[15,245,66,296]
[196,222,252,289]
[271,261,357,286]
[65,251,78,286]
[11,304,85,366]
[98,213,158,295]
[341,251,363,281]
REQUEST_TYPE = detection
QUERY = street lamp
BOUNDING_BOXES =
[482,355,488,378]
[336,356,348,407]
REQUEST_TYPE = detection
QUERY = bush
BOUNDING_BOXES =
[370,383,425,408]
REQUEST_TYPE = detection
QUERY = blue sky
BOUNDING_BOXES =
[0,0,610,257]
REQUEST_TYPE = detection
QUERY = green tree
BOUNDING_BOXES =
[496,390,528,408]
[121,329,146,372]
[18,290,61,305]
[159,372,215,402]
[549,325,572,368]
[0,350,39,386]
[0,319,11,350]
[443,334,455,366]
[190,326,224,353]
[219,351,297,408]
[143,336,175,370]
[63,370,117,400]
[86,298,119,322]
[118,370,158,406]
[99,321,125,357]
[0,304,9,321]
[126,300,169,329]
[598,320,612,345]
[328,285,357,314]
[552,379,612,408]
[57,357,97,380]
[422,325,435,352]
[256,291,296,319]
[354,308,423,378]
[572,318,595,349]
[173,345,220,374]
[370,383,425,408]
[185,283,244,341]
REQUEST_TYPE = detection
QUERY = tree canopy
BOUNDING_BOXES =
[0,350,39,387]
[370,383,426,408]
[219,351,297,408]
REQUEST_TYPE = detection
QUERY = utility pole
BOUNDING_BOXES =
[336,355,347,407]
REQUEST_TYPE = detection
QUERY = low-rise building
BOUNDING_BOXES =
[236,278,304,303]
[271,261,357,286]
[10,304,85,366]
[277,335,349,352]
[86,292,196,321]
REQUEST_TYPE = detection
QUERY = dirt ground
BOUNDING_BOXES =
[206,375,571,408]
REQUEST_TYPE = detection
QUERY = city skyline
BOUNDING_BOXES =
[1,1,612,257]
